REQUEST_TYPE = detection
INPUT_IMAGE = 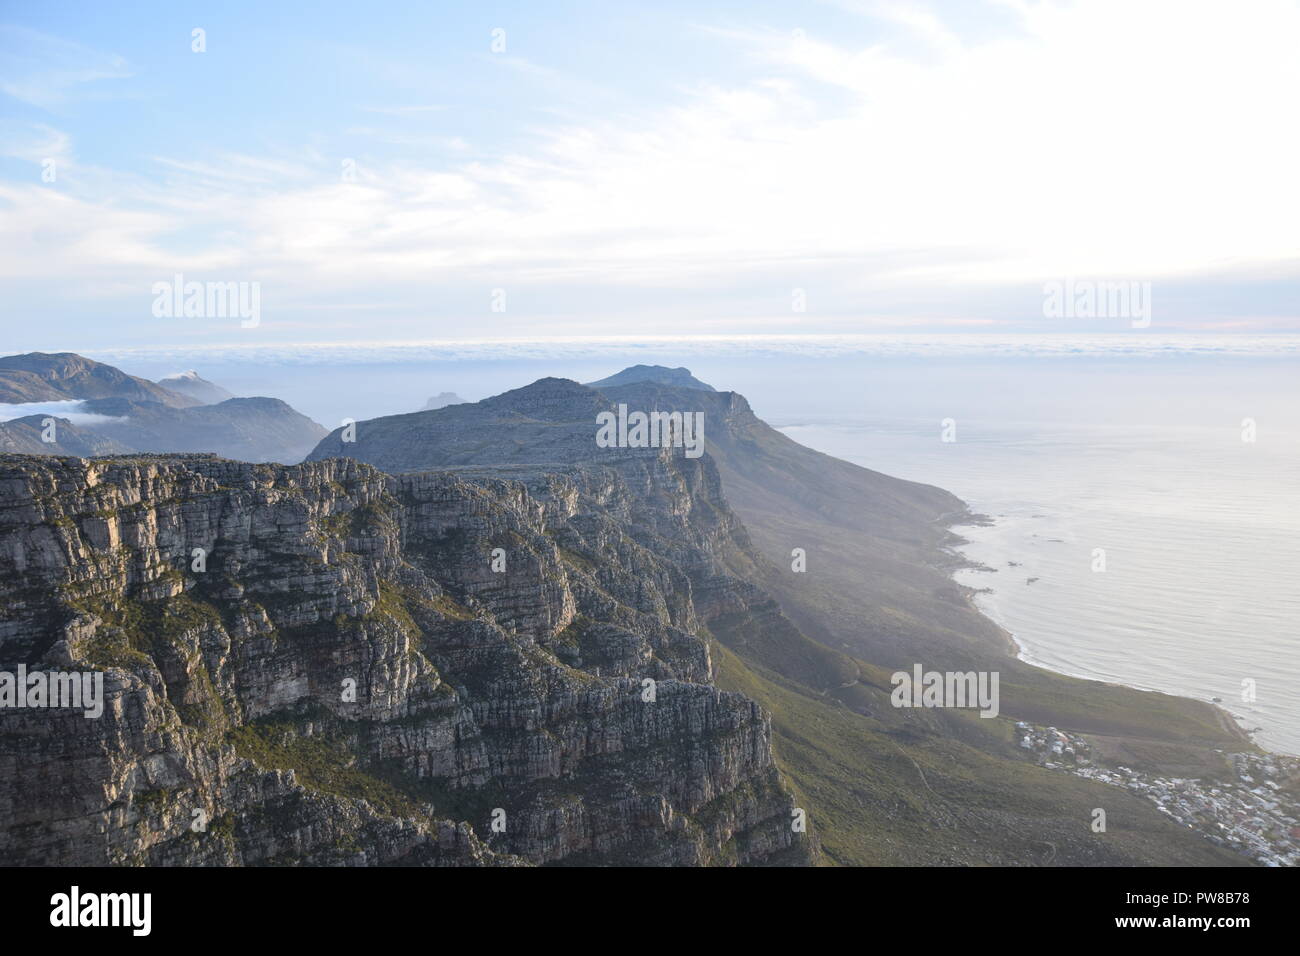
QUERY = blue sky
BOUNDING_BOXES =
[1,0,1298,351]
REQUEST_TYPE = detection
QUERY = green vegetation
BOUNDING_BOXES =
[711,640,1246,866]
[374,581,419,635]
[557,546,596,574]
[229,718,422,820]
[430,593,476,621]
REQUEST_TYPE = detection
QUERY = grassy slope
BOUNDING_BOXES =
[712,641,1247,866]
[676,384,1250,762]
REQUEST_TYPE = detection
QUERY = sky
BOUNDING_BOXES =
[1,0,1298,352]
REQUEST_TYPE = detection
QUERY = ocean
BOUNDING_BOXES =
[769,357,1300,756]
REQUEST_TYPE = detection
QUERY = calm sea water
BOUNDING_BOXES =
[777,363,1300,756]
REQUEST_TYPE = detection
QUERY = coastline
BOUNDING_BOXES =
[938,509,1268,755]
[935,512,1300,865]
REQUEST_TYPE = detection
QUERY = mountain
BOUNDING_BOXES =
[0,353,328,463]
[0,452,811,866]
[156,370,236,404]
[0,352,197,407]
[423,392,466,410]
[0,415,134,456]
[79,396,328,463]
[586,364,717,391]
[304,370,1251,865]
[311,378,617,471]
[0,364,1255,866]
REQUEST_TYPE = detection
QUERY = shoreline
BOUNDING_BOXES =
[937,508,1275,756]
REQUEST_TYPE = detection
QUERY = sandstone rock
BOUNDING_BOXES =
[0,453,813,866]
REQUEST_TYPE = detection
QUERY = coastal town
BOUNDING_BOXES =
[1016,721,1300,867]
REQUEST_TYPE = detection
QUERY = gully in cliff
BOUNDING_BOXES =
[595,405,705,458]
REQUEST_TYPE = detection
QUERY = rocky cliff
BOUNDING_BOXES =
[0,451,811,866]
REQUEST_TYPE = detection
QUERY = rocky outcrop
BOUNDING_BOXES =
[0,452,811,866]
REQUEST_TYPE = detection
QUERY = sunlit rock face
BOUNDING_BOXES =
[0,452,812,866]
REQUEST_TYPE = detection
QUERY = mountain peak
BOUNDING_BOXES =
[586,365,717,392]
[156,369,235,405]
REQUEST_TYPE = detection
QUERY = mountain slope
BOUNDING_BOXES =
[302,372,1252,864]
[0,416,134,456]
[81,395,327,463]
[587,379,1245,749]
[0,352,197,407]
[1,354,327,463]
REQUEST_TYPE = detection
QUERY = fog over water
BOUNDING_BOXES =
[98,340,1300,755]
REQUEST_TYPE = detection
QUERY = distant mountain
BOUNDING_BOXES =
[79,396,328,463]
[0,352,197,407]
[157,369,236,405]
[310,378,620,471]
[585,364,717,391]
[0,353,328,462]
[422,391,465,410]
[0,415,133,456]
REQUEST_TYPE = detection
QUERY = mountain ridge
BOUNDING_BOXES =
[301,367,1254,865]
[0,353,327,463]
[0,352,198,407]
[586,364,717,391]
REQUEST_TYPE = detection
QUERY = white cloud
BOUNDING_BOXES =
[81,333,1300,369]
[0,121,71,164]
[2,0,1297,334]
[0,400,127,426]
[0,25,132,108]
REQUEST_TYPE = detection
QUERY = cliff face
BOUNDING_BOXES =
[0,452,811,866]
